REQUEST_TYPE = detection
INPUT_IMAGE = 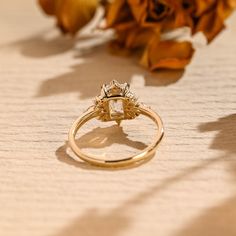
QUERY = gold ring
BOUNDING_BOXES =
[68,80,164,168]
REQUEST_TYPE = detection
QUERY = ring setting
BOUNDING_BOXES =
[68,80,164,168]
[95,80,139,124]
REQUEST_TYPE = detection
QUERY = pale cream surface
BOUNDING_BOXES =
[0,1,236,236]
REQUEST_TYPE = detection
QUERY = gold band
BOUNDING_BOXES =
[68,104,164,168]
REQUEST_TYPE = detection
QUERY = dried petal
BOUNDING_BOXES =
[194,10,224,43]
[125,28,159,49]
[104,0,235,70]
[106,0,195,31]
[128,0,184,29]
[126,0,147,24]
[38,0,98,34]
[194,0,236,42]
[106,0,131,27]
[140,40,194,70]
[38,0,56,15]
[194,0,216,17]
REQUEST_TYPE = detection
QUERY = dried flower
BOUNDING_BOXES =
[106,0,194,69]
[193,0,236,42]
[38,0,236,71]
[182,0,236,42]
[38,0,98,34]
[106,0,236,70]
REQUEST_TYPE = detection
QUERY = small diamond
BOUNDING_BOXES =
[109,99,124,118]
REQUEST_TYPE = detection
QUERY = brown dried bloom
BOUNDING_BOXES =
[105,0,236,70]
[38,0,98,34]
[106,0,194,69]
[107,0,188,31]
[38,0,236,71]
[182,0,236,42]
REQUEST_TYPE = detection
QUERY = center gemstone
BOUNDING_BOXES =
[109,99,124,118]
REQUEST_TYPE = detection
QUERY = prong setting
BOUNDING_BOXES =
[94,80,139,122]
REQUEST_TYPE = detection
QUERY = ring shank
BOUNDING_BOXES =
[68,105,164,167]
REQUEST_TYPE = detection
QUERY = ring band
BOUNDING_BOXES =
[68,80,164,168]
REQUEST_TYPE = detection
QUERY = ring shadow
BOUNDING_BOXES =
[53,114,236,236]
[56,124,155,171]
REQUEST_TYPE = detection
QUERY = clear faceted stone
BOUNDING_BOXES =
[109,99,124,118]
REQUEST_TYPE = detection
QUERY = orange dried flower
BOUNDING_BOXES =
[106,0,187,31]
[105,0,236,70]
[182,0,236,42]
[38,0,236,71]
[38,0,98,34]
[106,0,194,69]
